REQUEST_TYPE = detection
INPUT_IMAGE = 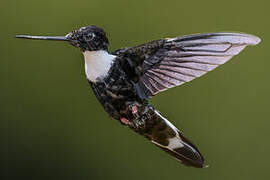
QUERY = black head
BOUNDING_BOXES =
[66,26,109,52]
[15,25,109,52]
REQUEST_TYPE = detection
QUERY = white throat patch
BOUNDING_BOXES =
[83,50,116,82]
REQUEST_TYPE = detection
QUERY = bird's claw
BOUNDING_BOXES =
[128,104,140,118]
[120,117,130,125]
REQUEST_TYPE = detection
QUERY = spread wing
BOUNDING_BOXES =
[112,32,261,99]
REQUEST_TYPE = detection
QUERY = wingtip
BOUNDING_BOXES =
[251,35,261,45]
[242,33,261,45]
[220,32,261,46]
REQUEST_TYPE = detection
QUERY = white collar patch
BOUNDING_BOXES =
[83,50,116,82]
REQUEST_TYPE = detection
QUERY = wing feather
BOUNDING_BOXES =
[113,32,260,99]
[164,55,232,65]
[150,69,185,85]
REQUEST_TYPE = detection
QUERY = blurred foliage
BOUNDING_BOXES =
[2,0,270,179]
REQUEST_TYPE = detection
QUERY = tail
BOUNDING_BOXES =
[129,107,204,168]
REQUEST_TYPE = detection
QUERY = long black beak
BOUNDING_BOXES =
[15,35,69,41]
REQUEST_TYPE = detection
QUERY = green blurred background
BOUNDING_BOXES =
[3,0,270,179]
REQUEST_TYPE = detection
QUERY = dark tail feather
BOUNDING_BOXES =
[154,131,204,168]
[129,107,204,168]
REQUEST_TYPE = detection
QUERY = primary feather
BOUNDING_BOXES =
[113,32,261,98]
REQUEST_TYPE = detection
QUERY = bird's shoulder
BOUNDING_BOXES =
[112,39,165,59]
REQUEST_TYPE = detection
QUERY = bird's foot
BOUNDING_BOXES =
[120,117,130,125]
[131,105,138,115]
[129,104,140,118]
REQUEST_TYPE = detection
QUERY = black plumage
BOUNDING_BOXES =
[16,26,261,168]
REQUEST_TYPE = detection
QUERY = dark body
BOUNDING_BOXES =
[89,46,205,167]
[87,31,260,168]
[90,40,164,121]
[16,25,260,168]
[90,59,144,121]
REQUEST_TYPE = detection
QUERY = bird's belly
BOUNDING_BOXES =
[90,60,148,121]
[104,84,139,118]
[91,78,143,120]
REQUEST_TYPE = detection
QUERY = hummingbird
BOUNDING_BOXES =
[16,26,260,168]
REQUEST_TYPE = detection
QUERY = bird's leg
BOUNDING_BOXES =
[131,105,138,115]
[128,105,154,132]
[120,117,130,125]
[127,102,140,118]
[120,102,142,126]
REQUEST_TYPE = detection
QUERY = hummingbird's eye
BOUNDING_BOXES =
[84,33,95,41]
